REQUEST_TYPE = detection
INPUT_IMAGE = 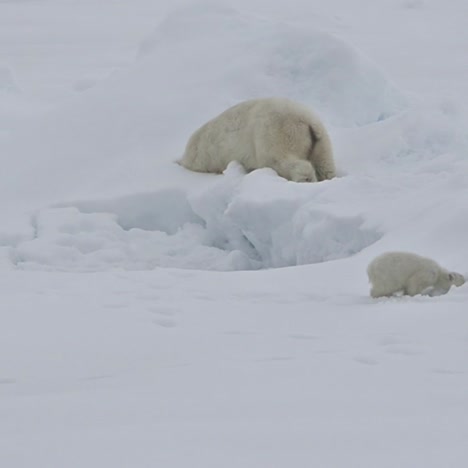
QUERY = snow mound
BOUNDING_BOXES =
[0,3,410,233]
[10,164,380,272]
[333,101,467,177]
[67,189,203,234]
[141,3,407,127]
[2,4,468,274]
[189,163,380,269]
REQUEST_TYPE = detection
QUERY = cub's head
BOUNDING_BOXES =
[448,272,466,287]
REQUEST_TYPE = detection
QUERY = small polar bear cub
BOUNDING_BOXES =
[178,97,335,183]
[367,251,466,298]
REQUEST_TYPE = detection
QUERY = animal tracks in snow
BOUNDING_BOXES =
[147,305,178,328]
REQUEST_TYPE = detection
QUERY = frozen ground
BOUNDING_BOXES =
[1,0,468,466]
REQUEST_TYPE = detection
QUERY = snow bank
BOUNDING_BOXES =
[1,4,468,273]
[0,3,407,212]
[10,140,468,273]
[140,3,408,127]
[10,163,380,271]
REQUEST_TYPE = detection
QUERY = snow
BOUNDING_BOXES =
[1,0,468,466]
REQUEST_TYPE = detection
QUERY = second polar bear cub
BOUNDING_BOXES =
[178,97,335,183]
[367,251,466,298]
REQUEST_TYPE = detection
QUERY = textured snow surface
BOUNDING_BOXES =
[1,1,468,467]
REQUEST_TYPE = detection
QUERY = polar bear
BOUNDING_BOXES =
[177,97,335,182]
[367,251,466,298]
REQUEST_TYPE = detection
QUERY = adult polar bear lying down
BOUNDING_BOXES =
[367,251,466,298]
[178,97,335,183]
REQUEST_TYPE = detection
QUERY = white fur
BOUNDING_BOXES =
[367,251,466,298]
[178,97,335,182]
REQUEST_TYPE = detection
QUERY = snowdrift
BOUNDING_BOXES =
[9,163,380,271]
[1,4,467,273]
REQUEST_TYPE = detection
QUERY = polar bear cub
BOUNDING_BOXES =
[178,97,335,183]
[367,251,466,298]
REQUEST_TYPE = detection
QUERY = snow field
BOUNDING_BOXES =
[1,1,468,467]
[1,267,467,467]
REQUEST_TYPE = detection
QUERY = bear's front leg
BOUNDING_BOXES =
[405,269,438,296]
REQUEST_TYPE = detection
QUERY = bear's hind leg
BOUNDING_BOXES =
[272,156,317,182]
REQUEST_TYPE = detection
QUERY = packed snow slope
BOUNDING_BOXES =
[1,1,468,467]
